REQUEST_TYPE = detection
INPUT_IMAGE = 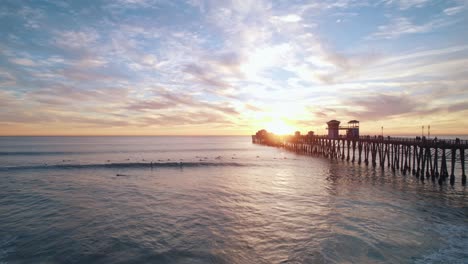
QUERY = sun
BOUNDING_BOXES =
[265,120,295,135]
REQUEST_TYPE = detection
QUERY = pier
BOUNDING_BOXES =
[252,121,468,186]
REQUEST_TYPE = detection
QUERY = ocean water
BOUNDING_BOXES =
[0,136,467,264]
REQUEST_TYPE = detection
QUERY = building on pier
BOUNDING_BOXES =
[327,120,341,139]
[326,119,360,139]
[346,120,360,138]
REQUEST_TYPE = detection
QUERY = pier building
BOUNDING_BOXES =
[326,120,360,139]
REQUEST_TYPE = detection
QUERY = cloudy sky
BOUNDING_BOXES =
[1,0,467,136]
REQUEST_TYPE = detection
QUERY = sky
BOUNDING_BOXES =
[0,0,468,136]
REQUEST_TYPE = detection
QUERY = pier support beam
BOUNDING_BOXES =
[461,148,466,185]
[341,140,345,160]
[346,140,351,161]
[425,147,431,179]
[416,146,421,178]
[364,143,369,166]
[412,145,417,175]
[439,149,448,185]
[450,148,456,186]
[358,142,362,164]
[434,147,439,178]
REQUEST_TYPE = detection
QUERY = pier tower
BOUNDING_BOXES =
[327,120,340,139]
[346,120,359,138]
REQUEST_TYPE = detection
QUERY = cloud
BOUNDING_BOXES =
[126,100,174,111]
[125,91,194,111]
[0,69,16,86]
[9,113,132,128]
[244,103,262,112]
[208,104,239,115]
[53,30,99,50]
[210,52,244,73]
[184,63,231,89]
[17,5,45,29]
[310,50,383,84]
[0,111,55,124]
[342,92,468,122]
[74,57,108,68]
[0,90,16,107]
[345,94,417,120]
[0,86,132,129]
[60,67,125,82]
[138,111,236,126]
[382,0,430,10]
[9,58,37,67]
[274,14,302,23]
[314,111,328,118]
[369,17,451,39]
[379,45,468,65]
[27,85,129,106]
[62,116,132,128]
[126,89,240,116]
[140,54,159,67]
[443,4,466,15]
[107,0,165,10]
[447,102,468,112]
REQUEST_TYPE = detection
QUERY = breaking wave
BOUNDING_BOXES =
[0,148,250,156]
[0,161,251,171]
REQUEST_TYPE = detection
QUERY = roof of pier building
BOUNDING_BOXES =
[327,120,340,125]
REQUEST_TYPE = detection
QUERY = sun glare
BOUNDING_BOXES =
[265,120,295,135]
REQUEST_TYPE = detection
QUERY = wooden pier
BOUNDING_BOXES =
[252,131,468,186]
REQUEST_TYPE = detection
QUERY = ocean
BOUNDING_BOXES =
[0,136,467,263]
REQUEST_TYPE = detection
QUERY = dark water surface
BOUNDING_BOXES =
[0,136,467,263]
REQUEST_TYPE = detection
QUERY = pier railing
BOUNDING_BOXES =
[260,134,468,147]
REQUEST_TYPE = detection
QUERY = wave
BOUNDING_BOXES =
[0,148,251,156]
[414,223,468,264]
[0,151,81,156]
[0,161,250,171]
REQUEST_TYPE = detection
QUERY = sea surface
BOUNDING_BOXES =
[0,136,467,263]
